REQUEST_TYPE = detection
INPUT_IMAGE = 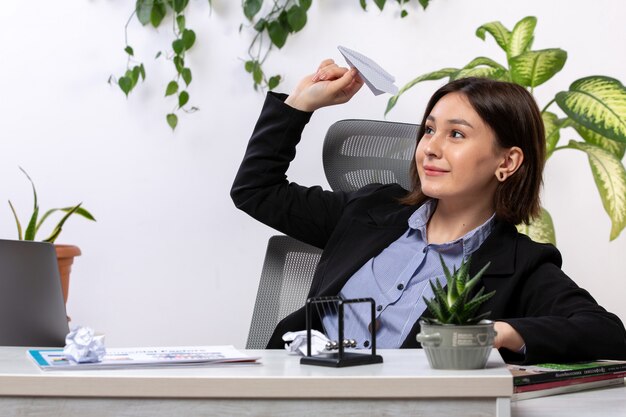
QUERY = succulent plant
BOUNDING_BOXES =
[422,255,495,325]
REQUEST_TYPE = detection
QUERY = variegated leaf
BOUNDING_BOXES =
[516,207,556,245]
[385,68,458,115]
[475,21,511,53]
[450,67,507,81]
[510,49,567,87]
[542,111,561,157]
[573,121,626,159]
[508,16,537,58]
[556,76,626,143]
[463,56,507,71]
[568,141,626,240]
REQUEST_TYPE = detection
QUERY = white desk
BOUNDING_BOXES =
[0,347,512,417]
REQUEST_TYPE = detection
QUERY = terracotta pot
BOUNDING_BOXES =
[54,244,82,305]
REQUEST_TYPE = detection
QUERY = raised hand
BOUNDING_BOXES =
[285,59,364,112]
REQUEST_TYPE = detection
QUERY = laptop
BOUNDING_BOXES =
[0,239,70,346]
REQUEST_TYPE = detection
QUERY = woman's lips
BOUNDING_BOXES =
[423,165,449,176]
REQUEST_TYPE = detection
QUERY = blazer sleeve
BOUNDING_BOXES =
[500,244,626,364]
[230,92,351,249]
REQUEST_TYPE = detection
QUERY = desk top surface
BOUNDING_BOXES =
[0,347,512,398]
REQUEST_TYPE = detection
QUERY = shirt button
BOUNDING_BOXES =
[397,283,405,290]
[376,305,383,312]
[363,340,370,348]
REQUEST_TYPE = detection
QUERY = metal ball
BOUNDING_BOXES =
[325,342,332,350]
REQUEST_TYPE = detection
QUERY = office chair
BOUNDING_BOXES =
[322,119,418,192]
[246,119,418,349]
[246,235,322,349]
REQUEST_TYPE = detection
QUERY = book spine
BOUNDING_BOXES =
[512,378,625,401]
[514,362,626,386]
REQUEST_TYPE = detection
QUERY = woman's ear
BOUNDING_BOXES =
[495,147,524,182]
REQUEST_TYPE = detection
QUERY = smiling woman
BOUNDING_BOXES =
[231,59,626,364]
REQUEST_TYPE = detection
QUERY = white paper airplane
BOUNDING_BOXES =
[338,45,398,96]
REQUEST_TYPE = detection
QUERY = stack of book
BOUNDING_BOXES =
[508,360,626,400]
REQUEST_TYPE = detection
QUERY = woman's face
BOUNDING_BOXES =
[415,92,506,207]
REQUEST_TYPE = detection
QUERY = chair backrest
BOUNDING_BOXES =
[246,235,323,349]
[322,119,419,192]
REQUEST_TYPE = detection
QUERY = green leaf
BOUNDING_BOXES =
[172,39,185,54]
[556,76,626,143]
[567,140,626,240]
[509,16,537,58]
[139,63,146,80]
[287,6,307,32]
[385,68,458,115]
[463,56,507,71]
[450,66,507,81]
[268,21,288,48]
[173,56,184,73]
[573,121,626,159]
[36,206,96,236]
[176,15,186,31]
[118,76,132,96]
[8,200,23,240]
[374,0,386,11]
[150,0,167,28]
[475,21,511,53]
[131,66,141,84]
[166,113,178,130]
[244,60,255,73]
[516,207,557,245]
[124,46,134,56]
[359,0,367,10]
[43,204,82,244]
[155,51,163,59]
[300,0,312,11]
[172,0,189,13]
[178,90,189,107]
[182,29,196,50]
[542,111,561,157]
[24,205,39,241]
[252,63,263,84]
[400,10,408,18]
[243,0,262,21]
[253,18,266,32]
[165,80,179,96]
[182,67,192,86]
[136,0,153,26]
[510,49,567,87]
[268,75,281,90]
[418,0,430,9]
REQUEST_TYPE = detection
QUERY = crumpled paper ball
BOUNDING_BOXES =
[63,326,106,363]
[283,330,330,356]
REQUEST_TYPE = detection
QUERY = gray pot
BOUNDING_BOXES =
[416,320,496,369]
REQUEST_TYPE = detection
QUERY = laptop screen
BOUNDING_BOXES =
[0,239,69,346]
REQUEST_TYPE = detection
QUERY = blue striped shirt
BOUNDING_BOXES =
[321,199,495,348]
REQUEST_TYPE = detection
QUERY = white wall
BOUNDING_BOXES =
[1,0,624,348]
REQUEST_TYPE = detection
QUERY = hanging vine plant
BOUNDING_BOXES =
[111,0,430,130]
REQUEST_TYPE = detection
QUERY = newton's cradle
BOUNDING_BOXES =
[300,296,383,368]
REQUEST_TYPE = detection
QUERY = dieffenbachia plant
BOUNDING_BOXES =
[386,16,626,243]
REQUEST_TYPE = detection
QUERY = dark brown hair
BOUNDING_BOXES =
[400,77,545,225]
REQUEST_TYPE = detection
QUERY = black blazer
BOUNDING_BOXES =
[232,92,626,364]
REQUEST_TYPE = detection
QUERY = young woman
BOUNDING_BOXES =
[231,59,626,364]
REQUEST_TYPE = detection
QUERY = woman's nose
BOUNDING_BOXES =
[424,133,443,158]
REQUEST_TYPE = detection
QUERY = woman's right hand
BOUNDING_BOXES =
[285,59,364,112]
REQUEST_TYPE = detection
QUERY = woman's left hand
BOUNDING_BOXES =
[494,321,525,352]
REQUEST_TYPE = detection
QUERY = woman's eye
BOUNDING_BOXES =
[451,130,465,139]
[425,126,435,135]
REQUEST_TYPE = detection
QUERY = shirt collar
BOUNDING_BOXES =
[408,199,496,258]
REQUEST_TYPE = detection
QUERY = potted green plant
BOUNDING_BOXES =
[386,16,626,245]
[8,167,96,305]
[416,255,496,369]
